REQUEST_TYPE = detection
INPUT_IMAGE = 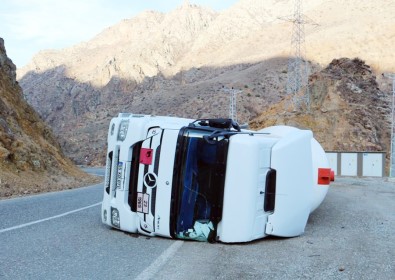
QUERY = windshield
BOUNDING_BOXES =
[172,128,228,242]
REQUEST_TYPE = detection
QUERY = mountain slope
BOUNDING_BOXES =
[250,58,391,153]
[17,0,395,165]
[0,38,98,198]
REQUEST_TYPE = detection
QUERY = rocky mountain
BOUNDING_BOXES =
[250,58,392,154]
[17,0,395,165]
[0,38,97,198]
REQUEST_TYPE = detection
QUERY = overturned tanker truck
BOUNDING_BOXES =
[101,114,334,243]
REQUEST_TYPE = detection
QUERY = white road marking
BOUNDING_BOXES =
[136,240,184,280]
[0,202,101,234]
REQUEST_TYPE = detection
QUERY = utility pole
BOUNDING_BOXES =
[383,73,395,177]
[222,87,242,122]
[280,0,317,111]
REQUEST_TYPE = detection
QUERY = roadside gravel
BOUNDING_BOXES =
[157,177,395,280]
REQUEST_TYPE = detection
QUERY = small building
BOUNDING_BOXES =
[326,151,386,177]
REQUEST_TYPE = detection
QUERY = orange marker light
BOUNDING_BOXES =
[318,168,332,185]
[330,170,335,182]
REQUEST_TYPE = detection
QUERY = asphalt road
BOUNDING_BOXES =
[0,171,394,280]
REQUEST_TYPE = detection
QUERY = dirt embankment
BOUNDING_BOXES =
[0,38,100,198]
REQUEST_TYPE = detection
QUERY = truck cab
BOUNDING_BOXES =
[101,114,333,243]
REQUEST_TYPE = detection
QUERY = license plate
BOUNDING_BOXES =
[116,162,123,188]
[137,192,150,214]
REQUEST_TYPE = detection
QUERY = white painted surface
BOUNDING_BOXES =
[219,135,273,242]
[362,153,383,177]
[311,139,330,213]
[260,126,313,237]
[136,241,184,280]
[326,153,338,175]
[103,116,333,242]
[1,202,101,233]
[341,153,358,176]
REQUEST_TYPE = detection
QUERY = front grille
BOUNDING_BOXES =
[104,151,113,194]
[111,145,120,197]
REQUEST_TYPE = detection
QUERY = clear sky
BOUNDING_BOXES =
[0,0,239,68]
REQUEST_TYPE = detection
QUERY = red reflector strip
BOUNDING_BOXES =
[318,168,331,185]
[140,148,153,165]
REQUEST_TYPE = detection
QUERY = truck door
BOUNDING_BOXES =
[264,128,313,237]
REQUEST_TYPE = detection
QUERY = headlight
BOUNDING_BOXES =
[111,207,120,228]
[117,120,129,141]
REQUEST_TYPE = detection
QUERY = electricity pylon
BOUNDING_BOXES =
[223,87,242,122]
[280,0,317,111]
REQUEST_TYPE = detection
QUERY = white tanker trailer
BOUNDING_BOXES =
[101,114,334,243]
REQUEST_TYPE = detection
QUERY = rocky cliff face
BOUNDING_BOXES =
[17,0,395,165]
[250,58,391,154]
[0,38,97,198]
